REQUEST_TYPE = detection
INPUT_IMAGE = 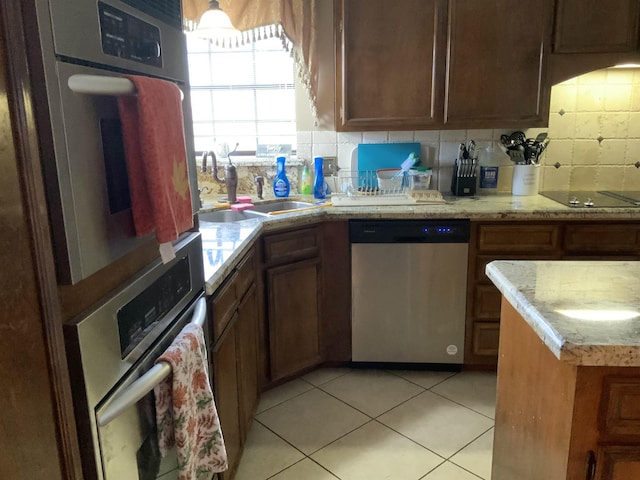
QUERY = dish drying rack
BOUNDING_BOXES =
[330,170,445,206]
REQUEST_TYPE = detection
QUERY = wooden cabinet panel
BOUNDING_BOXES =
[212,324,242,479]
[477,224,561,253]
[267,258,322,381]
[237,284,259,438]
[596,446,640,480]
[321,221,351,363]
[235,248,256,299]
[471,322,500,357]
[445,0,551,126]
[263,227,320,266]
[210,271,239,342]
[473,284,502,319]
[554,0,640,54]
[564,224,640,255]
[600,377,640,436]
[336,0,446,131]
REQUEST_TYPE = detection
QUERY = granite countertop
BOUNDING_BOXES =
[200,192,640,296]
[486,260,640,367]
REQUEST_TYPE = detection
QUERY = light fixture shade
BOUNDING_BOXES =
[194,1,239,39]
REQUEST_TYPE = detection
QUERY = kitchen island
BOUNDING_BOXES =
[486,260,640,480]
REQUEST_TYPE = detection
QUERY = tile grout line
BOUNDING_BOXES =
[250,369,495,480]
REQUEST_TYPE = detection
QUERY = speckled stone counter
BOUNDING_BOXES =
[486,260,640,366]
[200,193,640,296]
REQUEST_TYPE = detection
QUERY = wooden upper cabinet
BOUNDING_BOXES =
[444,0,552,127]
[336,0,446,131]
[553,0,640,54]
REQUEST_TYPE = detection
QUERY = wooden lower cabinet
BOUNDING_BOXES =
[208,248,260,480]
[211,324,242,479]
[465,221,563,366]
[595,446,640,480]
[493,300,640,480]
[236,284,259,436]
[465,221,640,367]
[266,258,322,382]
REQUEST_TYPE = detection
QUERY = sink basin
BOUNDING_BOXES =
[248,201,314,214]
[199,210,259,223]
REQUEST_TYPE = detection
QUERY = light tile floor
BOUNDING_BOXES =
[235,368,497,480]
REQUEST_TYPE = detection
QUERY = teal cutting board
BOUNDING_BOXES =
[357,142,421,172]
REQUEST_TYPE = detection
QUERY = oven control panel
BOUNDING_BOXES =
[98,2,162,67]
[118,257,191,358]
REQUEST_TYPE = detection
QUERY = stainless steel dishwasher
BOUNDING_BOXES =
[350,219,470,364]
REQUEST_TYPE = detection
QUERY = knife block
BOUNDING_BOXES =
[451,163,476,196]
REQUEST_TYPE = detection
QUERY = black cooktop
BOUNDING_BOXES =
[541,191,640,208]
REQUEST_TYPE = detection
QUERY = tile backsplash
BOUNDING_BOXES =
[543,68,640,191]
[297,68,640,194]
[197,67,640,200]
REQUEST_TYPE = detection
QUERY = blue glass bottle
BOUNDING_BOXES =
[313,157,325,200]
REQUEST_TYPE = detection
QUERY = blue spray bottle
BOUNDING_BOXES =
[313,156,325,200]
[273,156,290,198]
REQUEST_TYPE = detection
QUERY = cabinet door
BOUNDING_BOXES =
[595,446,640,480]
[554,0,640,54]
[212,324,242,479]
[236,284,259,437]
[336,0,446,131]
[267,258,322,381]
[445,0,551,127]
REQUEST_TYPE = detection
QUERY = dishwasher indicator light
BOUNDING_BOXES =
[438,227,452,233]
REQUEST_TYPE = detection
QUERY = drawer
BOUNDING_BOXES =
[473,284,502,319]
[600,376,640,436]
[471,321,500,357]
[476,224,561,253]
[211,271,239,341]
[564,224,640,254]
[235,249,256,300]
[263,227,320,266]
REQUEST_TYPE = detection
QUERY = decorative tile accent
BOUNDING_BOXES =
[554,162,562,169]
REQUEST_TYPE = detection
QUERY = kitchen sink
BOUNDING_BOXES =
[248,201,314,214]
[199,210,262,223]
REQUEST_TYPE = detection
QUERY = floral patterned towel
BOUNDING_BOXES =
[154,323,227,479]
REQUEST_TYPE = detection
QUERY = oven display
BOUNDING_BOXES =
[117,257,191,358]
[98,2,162,68]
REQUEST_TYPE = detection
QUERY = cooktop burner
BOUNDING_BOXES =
[541,191,640,208]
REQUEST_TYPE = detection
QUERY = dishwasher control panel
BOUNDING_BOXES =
[349,219,470,243]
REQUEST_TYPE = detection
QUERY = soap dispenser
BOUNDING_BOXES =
[273,156,291,198]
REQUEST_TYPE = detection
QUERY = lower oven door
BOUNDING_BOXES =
[95,296,206,480]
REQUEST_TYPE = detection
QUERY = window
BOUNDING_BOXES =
[186,34,297,156]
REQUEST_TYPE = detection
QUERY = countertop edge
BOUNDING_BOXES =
[486,260,640,367]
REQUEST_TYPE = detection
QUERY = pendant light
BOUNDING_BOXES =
[194,1,238,39]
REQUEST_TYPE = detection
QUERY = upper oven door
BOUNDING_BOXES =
[47,61,152,283]
[33,0,198,284]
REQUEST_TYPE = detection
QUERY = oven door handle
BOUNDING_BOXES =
[68,74,185,100]
[97,297,207,427]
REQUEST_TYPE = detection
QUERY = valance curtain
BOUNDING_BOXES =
[182,0,319,120]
